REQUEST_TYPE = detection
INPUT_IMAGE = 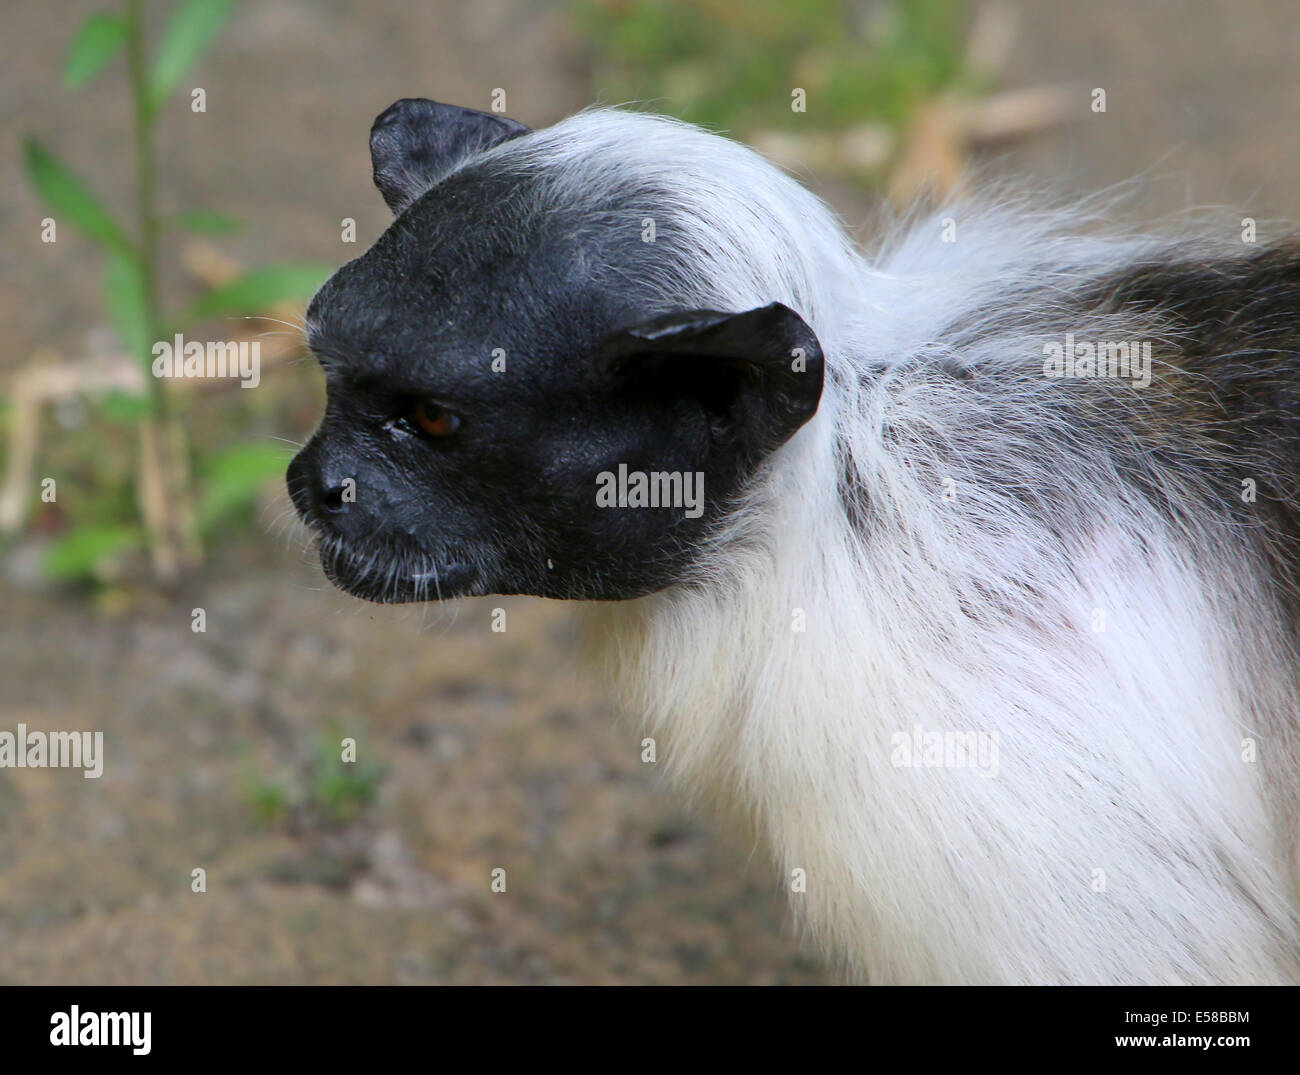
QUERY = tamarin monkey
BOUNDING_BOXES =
[289,98,1300,984]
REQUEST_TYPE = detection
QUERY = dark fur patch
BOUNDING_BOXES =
[1086,243,1300,612]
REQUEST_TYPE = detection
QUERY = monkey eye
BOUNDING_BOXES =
[407,401,462,438]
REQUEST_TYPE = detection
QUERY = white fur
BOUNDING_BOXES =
[498,110,1300,984]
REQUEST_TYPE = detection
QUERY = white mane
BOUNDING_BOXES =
[500,109,1300,984]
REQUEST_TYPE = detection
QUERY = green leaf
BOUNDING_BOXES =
[149,0,237,113]
[178,262,331,324]
[64,13,128,88]
[172,209,241,235]
[197,441,289,531]
[23,138,134,257]
[42,524,144,582]
[104,250,154,366]
[99,389,155,423]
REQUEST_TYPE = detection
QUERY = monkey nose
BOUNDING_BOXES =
[315,459,359,515]
[286,448,356,520]
[320,482,350,514]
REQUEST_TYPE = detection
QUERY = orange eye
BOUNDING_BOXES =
[410,402,461,438]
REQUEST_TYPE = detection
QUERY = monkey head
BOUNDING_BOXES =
[288,99,823,602]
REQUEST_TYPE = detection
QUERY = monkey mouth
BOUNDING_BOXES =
[316,535,481,603]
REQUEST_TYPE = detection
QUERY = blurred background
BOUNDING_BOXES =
[1,0,1298,984]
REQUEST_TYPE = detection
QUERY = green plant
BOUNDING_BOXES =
[572,0,977,156]
[22,0,330,584]
[308,731,385,826]
[242,769,292,825]
[241,730,386,830]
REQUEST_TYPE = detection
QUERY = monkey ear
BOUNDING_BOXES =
[595,303,824,457]
[369,98,530,214]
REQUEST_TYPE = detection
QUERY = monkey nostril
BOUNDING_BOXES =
[321,483,349,514]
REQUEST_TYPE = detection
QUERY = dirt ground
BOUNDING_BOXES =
[1,551,827,984]
[3,1,1299,984]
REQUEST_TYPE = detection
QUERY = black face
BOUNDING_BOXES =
[287,99,823,603]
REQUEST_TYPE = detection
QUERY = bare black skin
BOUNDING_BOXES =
[288,99,824,603]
